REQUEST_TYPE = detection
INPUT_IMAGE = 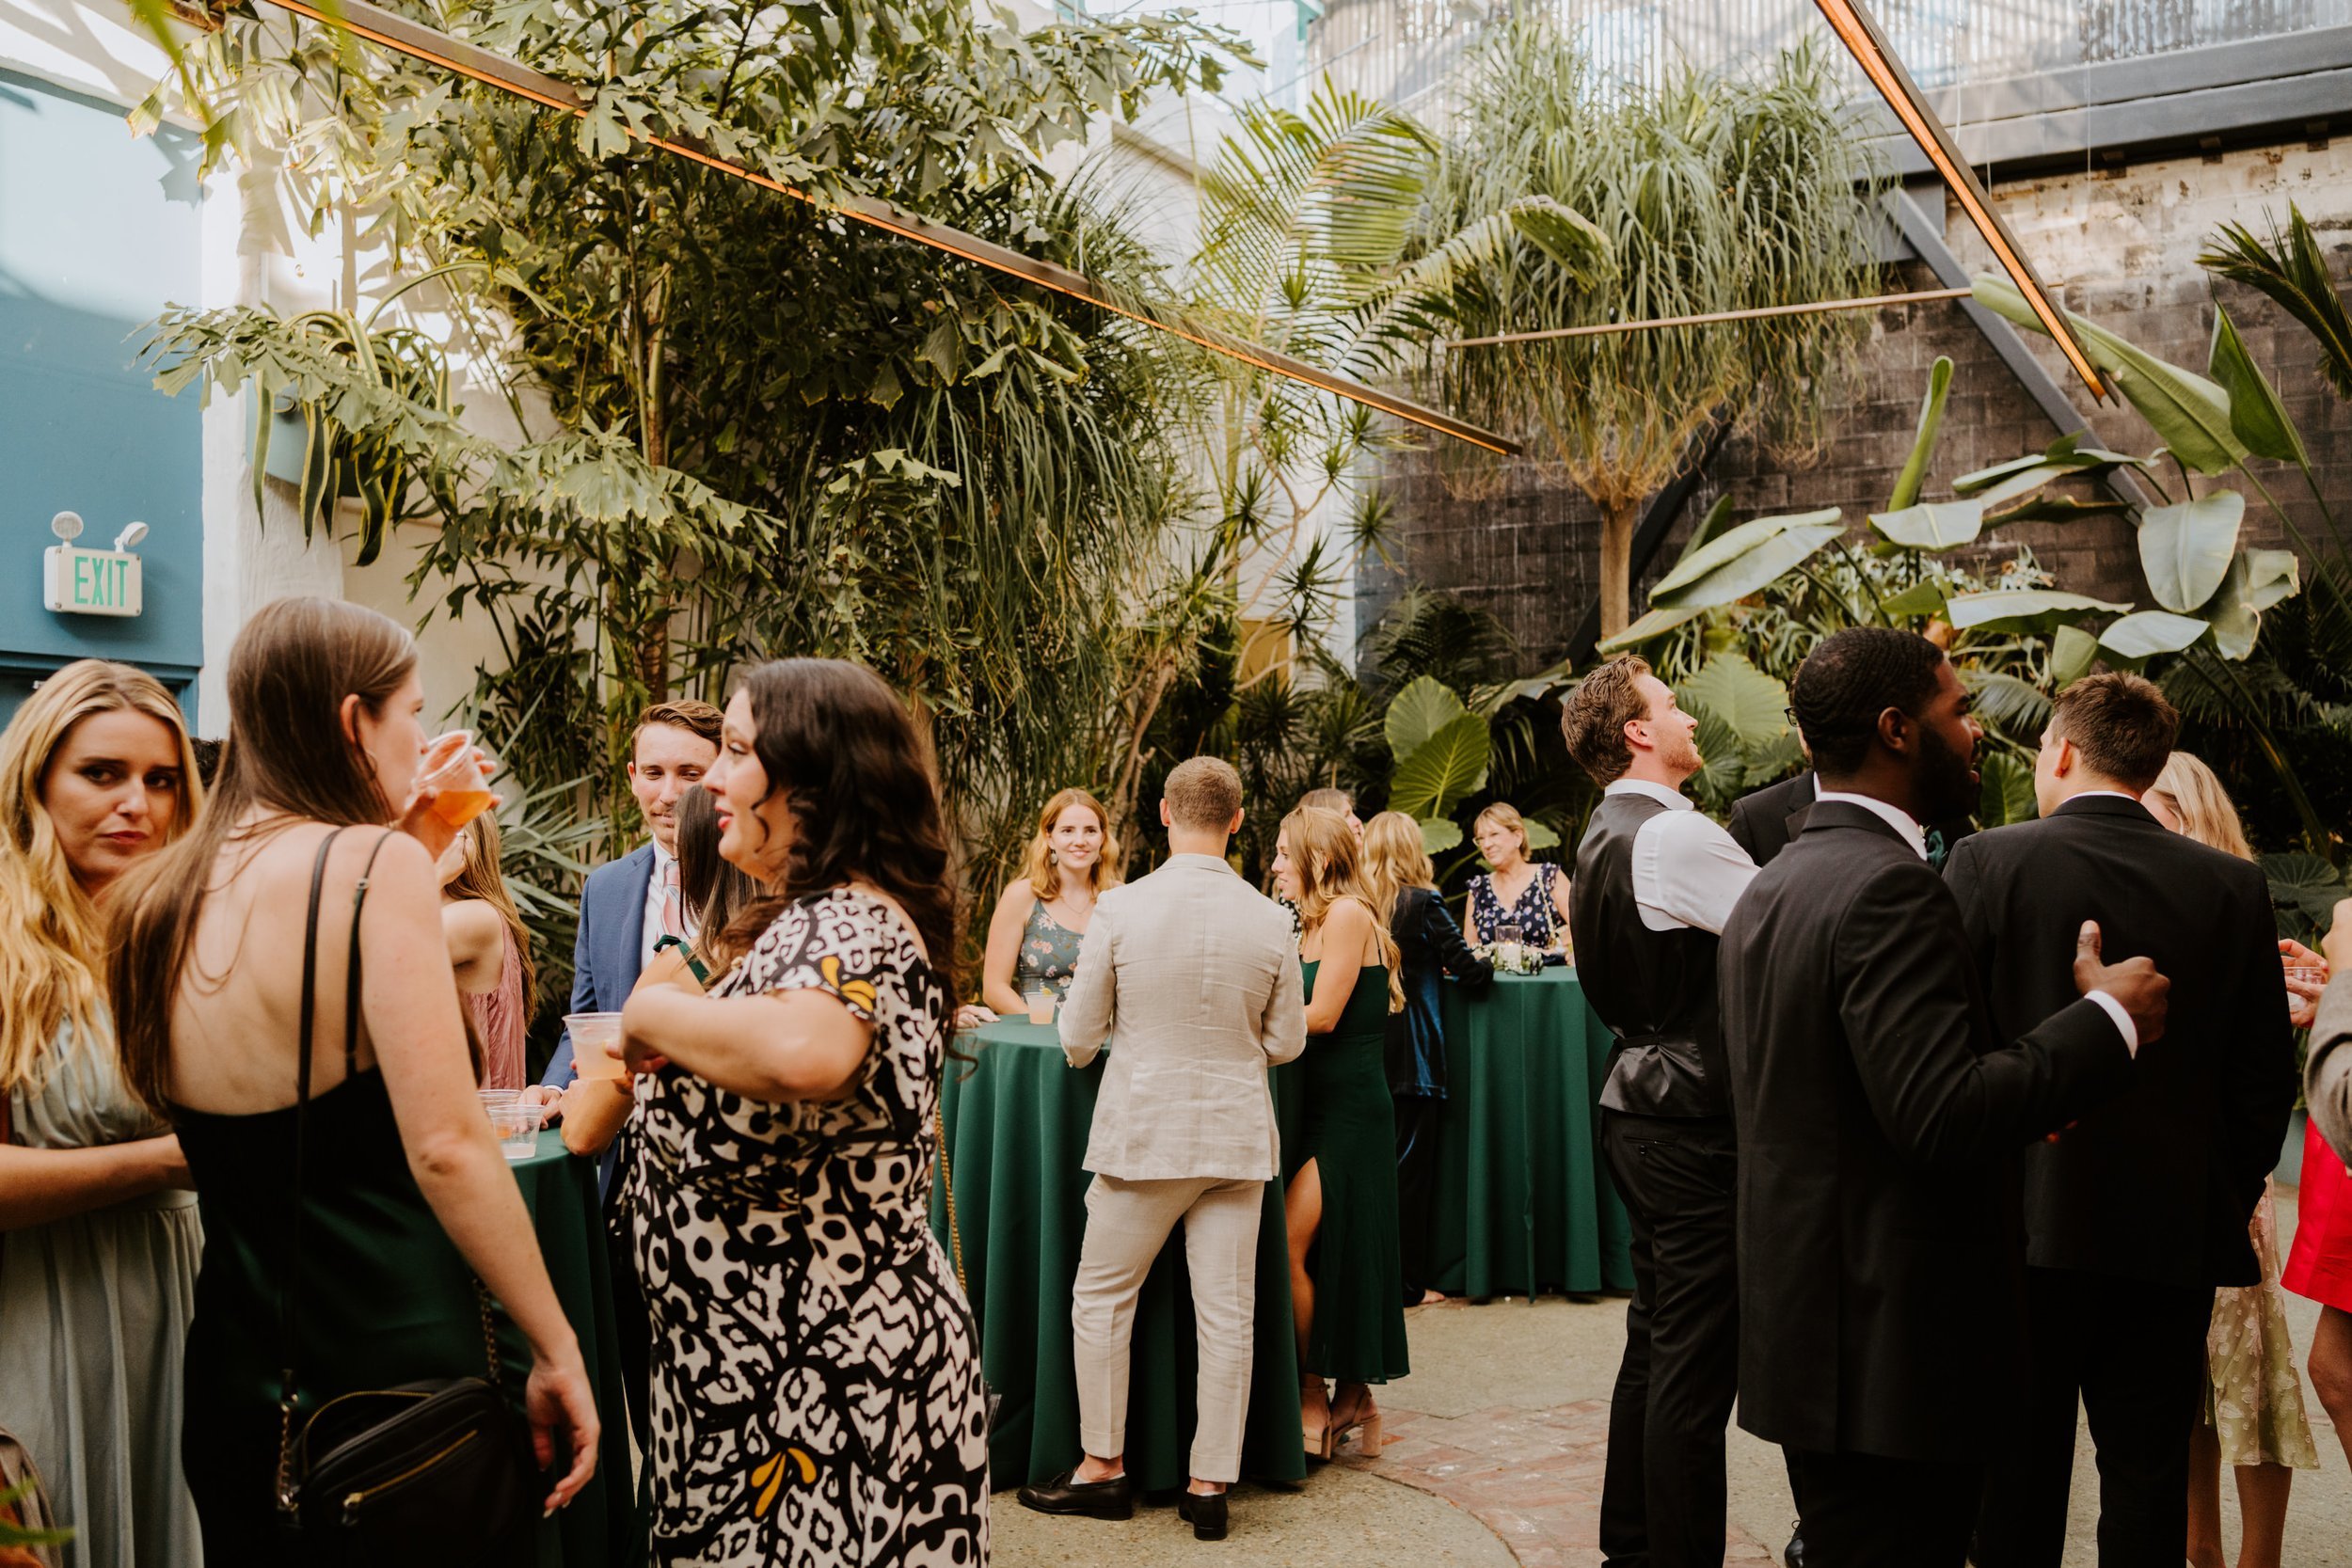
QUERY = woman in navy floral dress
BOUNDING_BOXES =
[621,659,986,1566]
[1463,802,1572,947]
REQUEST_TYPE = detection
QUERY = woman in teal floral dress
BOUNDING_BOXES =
[969,788,1121,1020]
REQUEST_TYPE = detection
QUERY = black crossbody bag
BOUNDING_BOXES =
[273,828,537,1562]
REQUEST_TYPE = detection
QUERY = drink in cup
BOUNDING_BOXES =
[431,788,498,829]
[564,1011,628,1082]
[1025,988,1056,1027]
[2288,964,2328,1012]
[416,731,496,830]
[489,1101,542,1161]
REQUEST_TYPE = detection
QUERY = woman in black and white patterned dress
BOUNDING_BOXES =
[620,658,987,1566]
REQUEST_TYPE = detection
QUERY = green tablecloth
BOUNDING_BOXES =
[502,1133,639,1563]
[930,1022,1307,1492]
[1429,968,1634,1298]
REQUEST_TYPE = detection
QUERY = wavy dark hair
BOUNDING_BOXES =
[713,659,960,1018]
[675,784,760,943]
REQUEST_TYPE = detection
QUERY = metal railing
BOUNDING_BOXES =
[1307,0,2351,110]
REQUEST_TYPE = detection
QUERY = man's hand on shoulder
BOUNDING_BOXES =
[2074,920,2169,1051]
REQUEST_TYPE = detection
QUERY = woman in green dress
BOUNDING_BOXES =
[965,786,1120,1025]
[104,598,599,1560]
[0,661,204,1568]
[1273,805,1409,1461]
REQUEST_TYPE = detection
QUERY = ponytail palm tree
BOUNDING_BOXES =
[1409,20,1888,634]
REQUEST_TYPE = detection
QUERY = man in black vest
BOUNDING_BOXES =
[1956,674,2296,1566]
[1561,655,1761,1568]
[1720,628,2169,1564]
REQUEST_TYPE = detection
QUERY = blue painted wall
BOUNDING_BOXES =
[0,69,205,726]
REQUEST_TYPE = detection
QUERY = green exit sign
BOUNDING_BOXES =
[43,546,144,618]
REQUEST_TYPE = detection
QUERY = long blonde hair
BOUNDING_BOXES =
[2148,752,2254,862]
[0,661,203,1091]
[1023,787,1122,902]
[444,812,538,1013]
[1359,810,1437,930]
[1281,806,1404,1013]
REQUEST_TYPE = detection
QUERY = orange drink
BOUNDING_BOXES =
[430,788,496,829]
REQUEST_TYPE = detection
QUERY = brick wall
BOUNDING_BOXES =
[1359,136,2352,671]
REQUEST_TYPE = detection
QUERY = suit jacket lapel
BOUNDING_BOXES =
[606,844,654,1000]
[1782,771,1817,845]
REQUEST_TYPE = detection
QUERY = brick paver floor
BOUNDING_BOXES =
[1336,1396,1776,1568]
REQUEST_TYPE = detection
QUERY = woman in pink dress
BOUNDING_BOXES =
[439,811,535,1091]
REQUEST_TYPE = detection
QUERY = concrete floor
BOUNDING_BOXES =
[992,1189,2352,1566]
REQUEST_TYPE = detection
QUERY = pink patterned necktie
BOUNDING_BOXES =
[659,857,686,942]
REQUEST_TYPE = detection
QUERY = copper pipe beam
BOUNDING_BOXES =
[1812,0,2107,400]
[257,0,1523,456]
[1443,285,1974,348]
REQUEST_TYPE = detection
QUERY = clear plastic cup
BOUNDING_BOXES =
[417,731,496,830]
[489,1101,543,1161]
[564,1012,628,1082]
[1025,989,1055,1026]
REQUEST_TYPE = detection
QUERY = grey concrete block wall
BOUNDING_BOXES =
[1358,137,2352,670]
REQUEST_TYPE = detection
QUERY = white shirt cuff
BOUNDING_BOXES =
[2086,989,2138,1056]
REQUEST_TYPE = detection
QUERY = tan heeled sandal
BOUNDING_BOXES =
[1329,1388,1384,1458]
[1302,1378,1335,1460]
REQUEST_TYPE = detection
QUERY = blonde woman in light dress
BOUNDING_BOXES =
[0,660,205,1568]
[2146,752,2318,1568]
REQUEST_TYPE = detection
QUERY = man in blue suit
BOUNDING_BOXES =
[541,697,724,1110]
[541,696,721,1451]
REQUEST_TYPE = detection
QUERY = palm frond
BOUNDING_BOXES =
[2201,204,2352,403]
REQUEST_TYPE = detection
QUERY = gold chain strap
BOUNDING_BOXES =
[475,1280,503,1388]
[935,1103,967,1298]
[275,1400,299,1513]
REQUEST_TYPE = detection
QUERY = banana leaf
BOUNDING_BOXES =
[1651,509,1845,610]
[1946,589,2132,634]
[2208,547,2302,660]
[1887,356,1954,512]
[1974,277,2247,475]
[1869,499,1984,551]
[2208,303,2311,469]
[2099,610,2210,659]
[2137,492,2244,613]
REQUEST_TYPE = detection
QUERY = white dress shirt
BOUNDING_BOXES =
[1813,787,2139,1053]
[1603,778,1759,936]
[639,842,695,965]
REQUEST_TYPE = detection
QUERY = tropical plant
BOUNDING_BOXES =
[1609,353,2137,830]
[1401,18,1889,635]
[135,0,1257,987]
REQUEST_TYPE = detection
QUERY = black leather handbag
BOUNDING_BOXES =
[272,828,537,1564]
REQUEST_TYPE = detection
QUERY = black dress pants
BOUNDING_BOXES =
[1598,1110,1739,1568]
[1787,1448,1982,1567]
[1393,1090,1443,1303]
[1975,1267,2214,1568]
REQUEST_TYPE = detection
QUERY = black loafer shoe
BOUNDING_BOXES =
[1784,1525,1806,1568]
[1017,1468,1135,1521]
[1177,1489,1229,1541]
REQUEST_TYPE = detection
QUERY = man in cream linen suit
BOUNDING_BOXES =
[1015,755,1307,1543]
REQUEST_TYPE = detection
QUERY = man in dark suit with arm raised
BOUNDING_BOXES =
[1720,627,2169,1565]
[1956,674,2296,1567]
